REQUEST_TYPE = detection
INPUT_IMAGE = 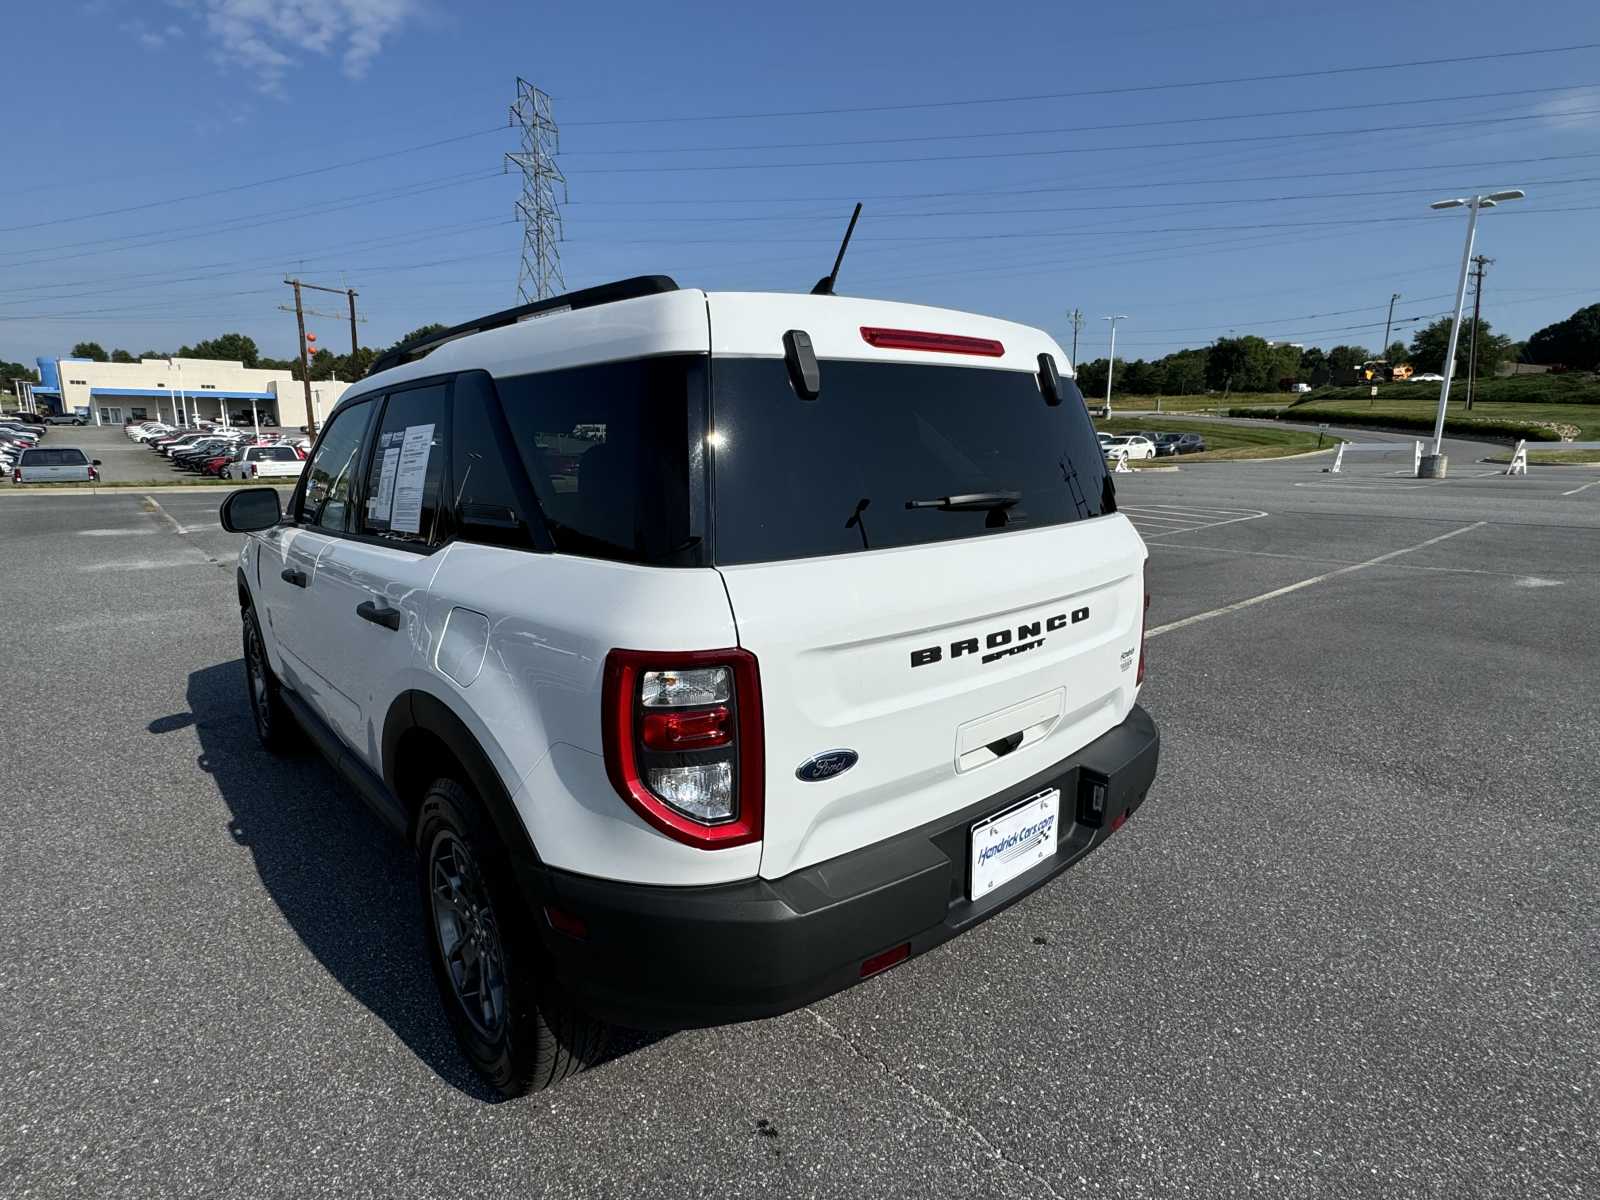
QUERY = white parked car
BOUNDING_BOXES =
[218,276,1159,1096]
[12,445,100,484]
[129,422,173,441]
[1409,372,1445,383]
[223,445,306,480]
[1103,435,1157,460]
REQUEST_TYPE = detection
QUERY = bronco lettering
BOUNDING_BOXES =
[910,607,1088,668]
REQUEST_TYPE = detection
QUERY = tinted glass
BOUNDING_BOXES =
[451,371,539,550]
[496,356,706,566]
[711,359,1115,565]
[21,448,88,466]
[256,446,300,462]
[361,383,449,545]
[299,399,374,531]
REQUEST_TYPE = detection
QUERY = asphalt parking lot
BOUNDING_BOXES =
[2,438,1597,1199]
[11,424,300,486]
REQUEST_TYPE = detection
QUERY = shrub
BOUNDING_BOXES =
[1229,408,1572,442]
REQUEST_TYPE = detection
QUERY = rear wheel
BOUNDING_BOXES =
[242,604,296,752]
[416,778,606,1096]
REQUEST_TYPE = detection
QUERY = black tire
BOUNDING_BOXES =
[416,778,606,1096]
[241,603,297,753]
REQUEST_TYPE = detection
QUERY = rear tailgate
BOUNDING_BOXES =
[705,292,1144,879]
[720,519,1144,878]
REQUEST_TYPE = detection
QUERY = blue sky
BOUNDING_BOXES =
[3,0,1598,368]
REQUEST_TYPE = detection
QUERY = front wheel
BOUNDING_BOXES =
[416,779,607,1096]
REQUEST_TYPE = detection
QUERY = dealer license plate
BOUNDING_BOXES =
[969,788,1061,899]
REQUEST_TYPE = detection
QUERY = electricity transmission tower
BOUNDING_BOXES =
[507,78,566,303]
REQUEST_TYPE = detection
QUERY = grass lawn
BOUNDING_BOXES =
[1105,394,1282,414]
[1094,416,1335,462]
[1481,449,1600,465]
[1279,396,1600,441]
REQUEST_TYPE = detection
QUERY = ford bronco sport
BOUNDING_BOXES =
[218,276,1159,1095]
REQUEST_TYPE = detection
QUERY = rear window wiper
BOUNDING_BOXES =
[904,490,1021,512]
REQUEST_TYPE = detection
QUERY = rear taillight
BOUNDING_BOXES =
[87,465,98,481]
[1136,562,1150,686]
[249,463,258,478]
[11,468,19,484]
[602,648,763,848]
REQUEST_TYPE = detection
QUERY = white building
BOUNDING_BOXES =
[31,355,349,430]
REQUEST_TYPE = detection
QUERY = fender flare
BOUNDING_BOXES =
[381,690,548,894]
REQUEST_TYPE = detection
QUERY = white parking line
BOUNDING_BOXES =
[1146,521,1487,639]
[1123,504,1267,539]
[1562,478,1600,497]
[142,495,190,536]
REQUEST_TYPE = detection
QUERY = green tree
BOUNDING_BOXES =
[1118,359,1161,395]
[1074,357,1111,398]
[1384,340,1409,365]
[1159,349,1207,395]
[1,361,40,385]
[1298,346,1328,385]
[1324,344,1372,382]
[178,332,260,368]
[138,350,169,360]
[1205,336,1278,392]
[110,348,136,363]
[1524,303,1600,370]
[70,341,108,361]
[1408,318,1511,378]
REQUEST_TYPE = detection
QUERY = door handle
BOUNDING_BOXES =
[356,600,402,631]
[280,567,307,588]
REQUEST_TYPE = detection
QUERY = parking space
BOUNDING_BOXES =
[2,460,1598,1199]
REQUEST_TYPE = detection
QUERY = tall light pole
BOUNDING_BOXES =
[1102,314,1127,416]
[1421,189,1524,474]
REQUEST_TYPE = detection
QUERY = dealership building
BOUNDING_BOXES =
[28,355,348,429]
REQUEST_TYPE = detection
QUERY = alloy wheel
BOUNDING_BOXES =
[429,833,508,1038]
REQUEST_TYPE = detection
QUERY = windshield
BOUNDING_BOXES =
[710,358,1115,565]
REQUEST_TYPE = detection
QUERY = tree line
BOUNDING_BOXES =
[57,325,450,384]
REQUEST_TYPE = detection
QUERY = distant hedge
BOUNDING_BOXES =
[1226,408,1570,442]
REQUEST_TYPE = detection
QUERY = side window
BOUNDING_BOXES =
[361,383,450,545]
[299,398,375,531]
[451,372,539,550]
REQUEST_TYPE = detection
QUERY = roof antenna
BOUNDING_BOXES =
[811,203,862,296]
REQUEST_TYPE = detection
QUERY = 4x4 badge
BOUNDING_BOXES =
[795,750,859,782]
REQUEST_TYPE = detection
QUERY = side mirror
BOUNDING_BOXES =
[220,487,283,532]
[91,459,102,466]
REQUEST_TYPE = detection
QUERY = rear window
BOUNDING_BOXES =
[710,358,1115,565]
[495,356,707,566]
[21,448,88,466]
[253,446,300,461]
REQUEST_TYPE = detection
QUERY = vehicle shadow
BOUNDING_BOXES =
[175,660,503,1100]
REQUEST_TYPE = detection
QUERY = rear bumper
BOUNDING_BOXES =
[541,704,1159,1029]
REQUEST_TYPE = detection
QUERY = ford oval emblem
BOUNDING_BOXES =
[795,749,858,783]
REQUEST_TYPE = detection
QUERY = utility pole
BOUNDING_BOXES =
[283,277,367,435]
[1068,308,1084,368]
[1465,255,1492,411]
[289,280,315,437]
[508,78,567,302]
[1381,292,1400,362]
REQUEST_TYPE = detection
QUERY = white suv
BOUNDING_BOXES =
[219,276,1159,1095]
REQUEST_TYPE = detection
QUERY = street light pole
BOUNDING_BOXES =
[1422,189,1523,472]
[1102,314,1127,416]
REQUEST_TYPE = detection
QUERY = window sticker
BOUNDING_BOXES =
[369,446,400,520]
[389,423,434,534]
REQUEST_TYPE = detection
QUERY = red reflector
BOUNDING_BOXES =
[543,905,588,939]
[860,942,911,978]
[1111,812,1128,832]
[860,326,1005,357]
[641,705,732,751]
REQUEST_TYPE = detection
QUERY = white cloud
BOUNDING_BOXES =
[1536,88,1600,131]
[180,0,420,93]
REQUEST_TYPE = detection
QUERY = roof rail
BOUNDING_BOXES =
[365,275,680,377]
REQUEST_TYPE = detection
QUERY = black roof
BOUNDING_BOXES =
[365,275,680,377]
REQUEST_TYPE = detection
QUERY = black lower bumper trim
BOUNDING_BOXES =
[543,704,1159,1029]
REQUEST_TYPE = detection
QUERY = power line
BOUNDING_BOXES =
[560,83,1600,156]
[566,106,1600,175]
[0,125,508,235]
[562,42,1600,126]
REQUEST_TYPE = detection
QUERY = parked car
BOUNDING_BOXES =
[1103,435,1157,460]
[218,276,1159,1097]
[12,446,100,484]
[129,421,172,441]
[222,444,306,480]
[1151,432,1183,456]
[1174,433,1206,454]
[3,410,46,425]
[1409,372,1445,383]
[46,413,86,426]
